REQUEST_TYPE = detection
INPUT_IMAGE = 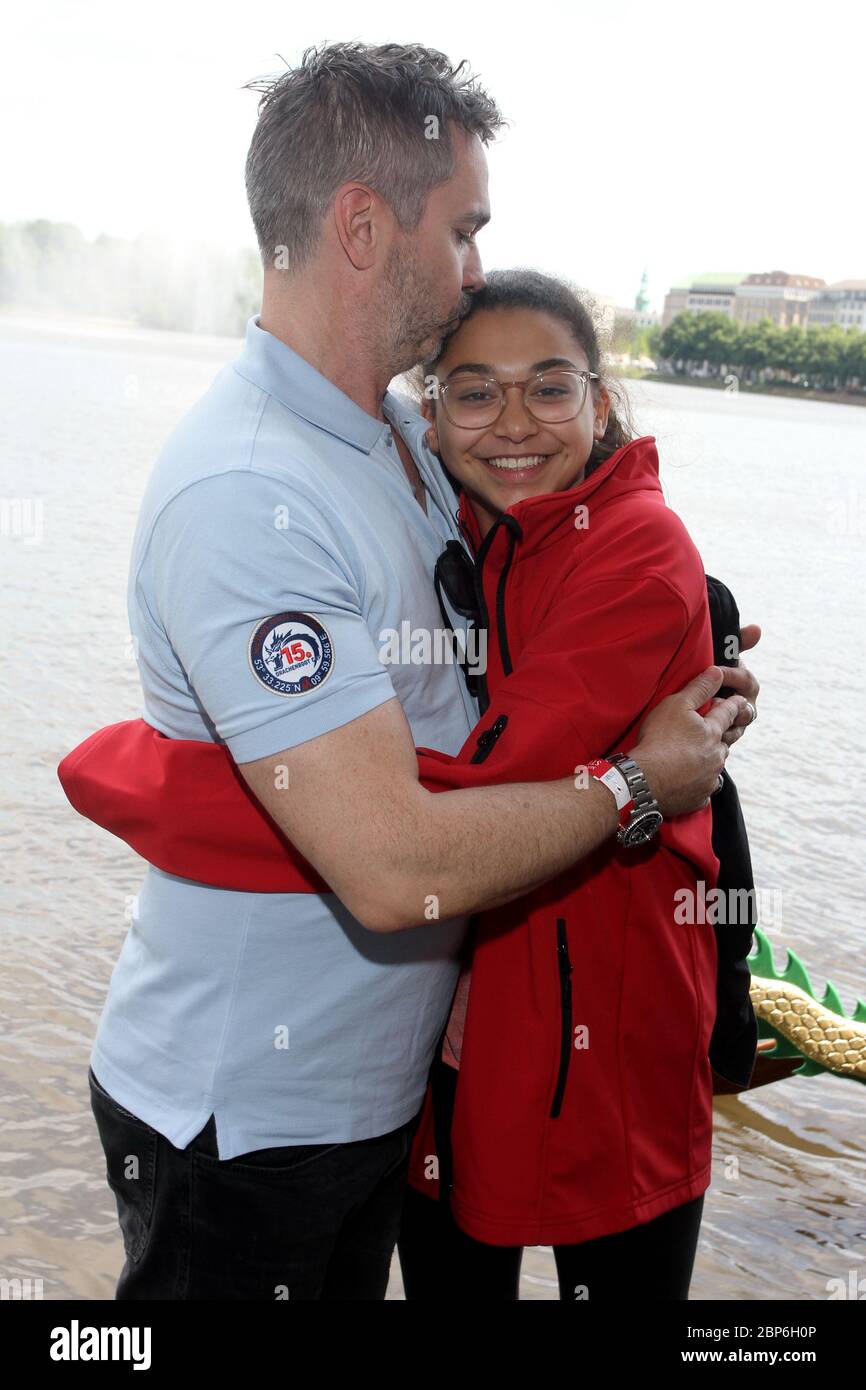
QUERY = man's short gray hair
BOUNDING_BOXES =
[243,41,505,272]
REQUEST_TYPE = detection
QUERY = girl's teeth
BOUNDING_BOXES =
[486,455,548,471]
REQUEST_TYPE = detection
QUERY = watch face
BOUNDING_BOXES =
[622,810,663,848]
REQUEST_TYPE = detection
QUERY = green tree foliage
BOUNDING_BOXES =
[657,311,865,393]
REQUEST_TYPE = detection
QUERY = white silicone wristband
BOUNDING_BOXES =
[594,763,633,812]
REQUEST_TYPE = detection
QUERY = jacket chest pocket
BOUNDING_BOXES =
[550,918,574,1119]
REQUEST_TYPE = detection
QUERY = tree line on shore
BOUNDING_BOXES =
[650,311,865,394]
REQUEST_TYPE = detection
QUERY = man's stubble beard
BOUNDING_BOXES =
[379,239,459,379]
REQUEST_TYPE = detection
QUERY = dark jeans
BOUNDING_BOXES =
[397,1059,705,1301]
[88,1067,417,1300]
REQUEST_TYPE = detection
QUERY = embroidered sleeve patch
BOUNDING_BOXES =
[248,612,334,696]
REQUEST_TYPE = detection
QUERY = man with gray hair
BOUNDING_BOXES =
[84,41,754,1300]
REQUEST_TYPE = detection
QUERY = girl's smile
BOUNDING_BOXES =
[479,451,558,477]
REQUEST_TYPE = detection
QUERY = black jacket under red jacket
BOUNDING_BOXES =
[56,437,757,1244]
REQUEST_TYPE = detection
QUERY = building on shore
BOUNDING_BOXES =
[663,270,837,329]
[734,271,825,327]
[662,272,747,327]
[807,281,866,331]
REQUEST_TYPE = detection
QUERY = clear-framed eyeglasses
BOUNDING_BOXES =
[436,369,600,430]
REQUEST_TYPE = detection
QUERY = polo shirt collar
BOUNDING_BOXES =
[234,315,411,455]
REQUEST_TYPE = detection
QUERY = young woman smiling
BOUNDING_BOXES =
[392,269,742,1300]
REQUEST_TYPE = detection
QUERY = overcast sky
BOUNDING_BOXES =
[3,0,861,311]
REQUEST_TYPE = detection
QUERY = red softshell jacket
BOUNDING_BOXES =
[57,436,720,1246]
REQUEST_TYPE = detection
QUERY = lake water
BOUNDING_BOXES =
[1,313,864,1301]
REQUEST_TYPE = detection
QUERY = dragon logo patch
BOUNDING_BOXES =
[248,612,334,696]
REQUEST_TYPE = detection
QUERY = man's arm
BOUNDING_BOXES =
[57,662,753,901]
[237,667,743,932]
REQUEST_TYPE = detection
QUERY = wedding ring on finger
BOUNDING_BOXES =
[711,773,725,795]
[744,700,757,725]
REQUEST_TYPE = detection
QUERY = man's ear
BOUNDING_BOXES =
[333,183,381,270]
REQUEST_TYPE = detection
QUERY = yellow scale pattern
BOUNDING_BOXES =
[750,977,866,1079]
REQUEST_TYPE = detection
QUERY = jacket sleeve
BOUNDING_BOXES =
[418,506,714,812]
[418,567,702,788]
[415,545,719,891]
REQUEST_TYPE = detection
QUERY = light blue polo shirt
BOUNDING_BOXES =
[90,315,479,1158]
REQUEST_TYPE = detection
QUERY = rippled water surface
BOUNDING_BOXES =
[1,315,864,1300]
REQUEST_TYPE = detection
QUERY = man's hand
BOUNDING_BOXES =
[629,667,748,817]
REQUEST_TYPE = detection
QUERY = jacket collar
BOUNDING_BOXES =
[457,436,661,558]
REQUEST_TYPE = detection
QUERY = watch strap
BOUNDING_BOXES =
[586,757,634,828]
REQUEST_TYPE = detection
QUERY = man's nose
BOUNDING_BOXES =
[463,242,486,294]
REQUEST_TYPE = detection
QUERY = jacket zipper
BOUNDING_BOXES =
[494,524,520,677]
[469,714,508,763]
[550,918,574,1118]
[463,511,521,713]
